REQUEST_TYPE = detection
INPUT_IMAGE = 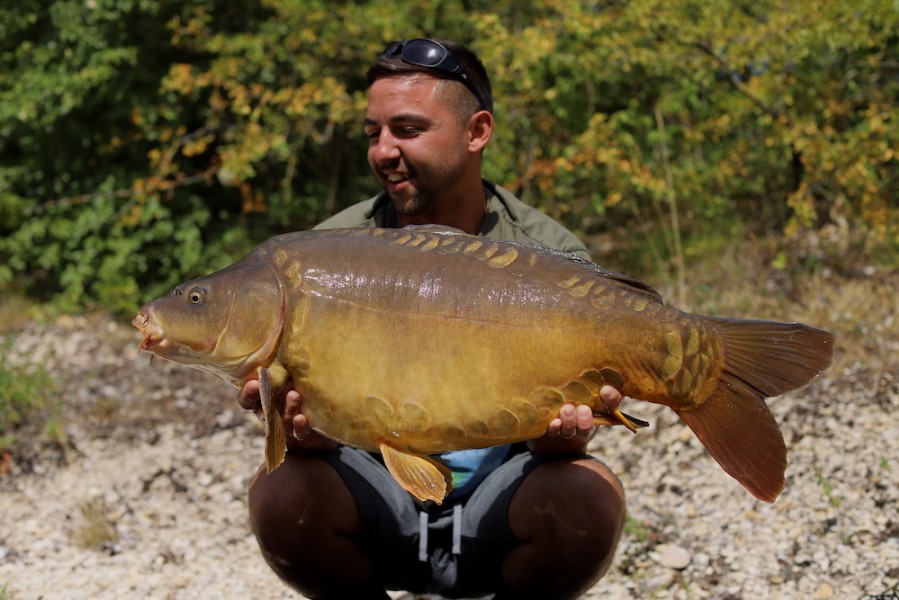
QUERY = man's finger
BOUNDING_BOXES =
[237,379,261,411]
[600,384,622,404]
[283,389,302,418]
[546,417,563,438]
[576,404,596,437]
[559,404,578,438]
[292,413,311,441]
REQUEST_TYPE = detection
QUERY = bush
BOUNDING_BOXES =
[2,0,896,313]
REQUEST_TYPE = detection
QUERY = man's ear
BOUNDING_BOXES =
[467,110,494,153]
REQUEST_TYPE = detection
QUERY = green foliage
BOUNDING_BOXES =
[1,0,897,312]
[623,514,654,544]
[479,0,899,277]
[0,335,56,451]
[815,468,842,508]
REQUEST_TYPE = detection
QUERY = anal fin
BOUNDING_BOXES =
[593,409,649,433]
[380,443,452,504]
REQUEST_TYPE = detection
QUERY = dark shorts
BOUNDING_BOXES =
[320,445,548,598]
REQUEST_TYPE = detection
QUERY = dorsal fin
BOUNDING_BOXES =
[553,249,664,303]
[403,225,664,303]
[403,224,468,235]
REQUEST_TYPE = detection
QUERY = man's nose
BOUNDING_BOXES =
[370,130,400,165]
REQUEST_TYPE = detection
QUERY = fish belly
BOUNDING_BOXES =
[298,304,602,452]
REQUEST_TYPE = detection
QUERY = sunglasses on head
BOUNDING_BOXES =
[381,38,490,112]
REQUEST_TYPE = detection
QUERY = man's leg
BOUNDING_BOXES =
[501,457,625,599]
[247,452,389,599]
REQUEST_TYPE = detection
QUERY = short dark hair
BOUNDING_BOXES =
[367,39,494,114]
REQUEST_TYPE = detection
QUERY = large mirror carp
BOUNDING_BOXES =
[132,226,834,504]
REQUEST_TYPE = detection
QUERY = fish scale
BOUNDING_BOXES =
[133,226,834,504]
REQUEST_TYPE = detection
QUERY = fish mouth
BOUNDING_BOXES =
[131,312,164,352]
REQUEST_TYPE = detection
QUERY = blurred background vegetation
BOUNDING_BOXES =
[1,0,897,316]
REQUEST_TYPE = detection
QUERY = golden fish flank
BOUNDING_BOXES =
[132,225,834,505]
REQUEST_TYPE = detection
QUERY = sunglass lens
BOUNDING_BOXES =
[404,40,446,67]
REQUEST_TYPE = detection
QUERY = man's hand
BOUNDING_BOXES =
[237,380,338,452]
[528,385,623,456]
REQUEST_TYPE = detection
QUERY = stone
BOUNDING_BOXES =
[655,543,692,570]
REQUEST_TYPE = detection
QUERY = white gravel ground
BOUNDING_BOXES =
[1,310,896,599]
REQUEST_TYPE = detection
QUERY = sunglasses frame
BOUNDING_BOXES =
[381,38,490,112]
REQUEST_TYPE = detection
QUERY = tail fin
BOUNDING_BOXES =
[676,319,834,502]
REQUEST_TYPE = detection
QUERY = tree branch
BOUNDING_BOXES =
[693,41,786,122]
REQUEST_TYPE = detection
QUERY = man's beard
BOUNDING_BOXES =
[391,189,431,217]
[388,158,467,217]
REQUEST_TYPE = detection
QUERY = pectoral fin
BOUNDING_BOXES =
[380,443,452,504]
[259,366,287,473]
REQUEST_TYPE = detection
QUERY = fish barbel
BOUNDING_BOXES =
[132,226,834,504]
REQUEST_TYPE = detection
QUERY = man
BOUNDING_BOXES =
[238,39,625,599]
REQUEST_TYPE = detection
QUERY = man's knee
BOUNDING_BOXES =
[503,457,625,596]
[570,458,626,554]
[247,453,374,595]
[248,452,361,543]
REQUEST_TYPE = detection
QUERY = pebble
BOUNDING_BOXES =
[655,543,692,570]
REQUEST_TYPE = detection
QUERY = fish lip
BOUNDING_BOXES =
[131,313,149,331]
[131,312,162,351]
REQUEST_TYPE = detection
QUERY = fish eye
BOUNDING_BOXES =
[188,286,207,304]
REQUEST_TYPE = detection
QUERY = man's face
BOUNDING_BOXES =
[363,75,471,220]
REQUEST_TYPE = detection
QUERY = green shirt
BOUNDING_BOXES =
[315,180,590,260]
[314,179,589,499]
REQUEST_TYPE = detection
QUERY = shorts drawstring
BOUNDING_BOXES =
[418,511,429,562]
[418,505,464,562]
[452,504,462,555]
